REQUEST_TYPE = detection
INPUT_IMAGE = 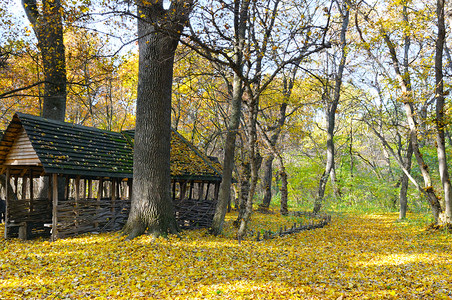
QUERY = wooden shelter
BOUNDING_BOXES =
[0,113,222,240]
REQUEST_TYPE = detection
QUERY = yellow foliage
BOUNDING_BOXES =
[0,212,451,299]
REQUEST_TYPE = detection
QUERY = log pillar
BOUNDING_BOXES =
[51,174,59,241]
[75,176,80,233]
[4,167,10,239]
[29,169,33,211]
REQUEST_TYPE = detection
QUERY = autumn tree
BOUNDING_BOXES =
[434,0,451,222]
[22,0,66,120]
[123,0,193,239]
[312,0,349,214]
[352,0,446,223]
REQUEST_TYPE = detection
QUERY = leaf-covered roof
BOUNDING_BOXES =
[122,130,222,181]
[0,113,222,181]
[0,113,134,178]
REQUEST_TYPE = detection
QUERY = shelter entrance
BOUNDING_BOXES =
[3,166,131,241]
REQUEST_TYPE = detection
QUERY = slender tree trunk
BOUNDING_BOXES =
[313,2,349,214]
[210,0,250,236]
[211,71,243,235]
[349,125,354,178]
[123,0,192,239]
[279,168,289,215]
[399,139,413,220]
[435,0,451,223]
[375,2,444,223]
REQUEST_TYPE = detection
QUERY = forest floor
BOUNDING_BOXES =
[0,211,451,299]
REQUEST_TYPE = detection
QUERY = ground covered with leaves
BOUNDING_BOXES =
[1,212,451,299]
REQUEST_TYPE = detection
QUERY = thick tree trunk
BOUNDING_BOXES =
[123,1,192,239]
[237,94,259,239]
[261,155,274,208]
[235,155,250,226]
[22,0,67,202]
[279,169,288,215]
[22,0,67,120]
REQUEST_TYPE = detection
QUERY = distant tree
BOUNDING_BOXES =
[123,0,193,239]
[313,0,349,214]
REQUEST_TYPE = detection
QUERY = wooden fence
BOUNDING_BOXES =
[254,213,332,241]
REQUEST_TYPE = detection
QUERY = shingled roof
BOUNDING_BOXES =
[122,130,222,181]
[0,113,134,178]
[0,113,222,181]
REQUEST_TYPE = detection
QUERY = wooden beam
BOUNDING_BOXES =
[214,183,220,201]
[198,182,203,200]
[189,181,194,199]
[21,174,27,200]
[4,167,9,239]
[111,178,116,226]
[20,168,28,177]
[47,176,52,202]
[95,178,103,229]
[29,169,33,211]
[172,182,176,201]
[205,182,211,201]
[64,176,69,199]
[180,181,186,201]
[52,174,58,241]
[75,176,80,234]
[128,179,132,200]
[14,175,18,194]
[87,179,92,199]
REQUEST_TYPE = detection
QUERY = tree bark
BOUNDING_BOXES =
[237,92,259,239]
[210,0,250,236]
[313,2,349,214]
[261,155,274,208]
[399,139,413,220]
[22,0,66,120]
[123,0,192,239]
[435,0,451,223]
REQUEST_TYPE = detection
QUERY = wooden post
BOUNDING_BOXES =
[95,178,103,229]
[4,167,10,239]
[189,181,194,199]
[14,175,18,194]
[52,174,59,241]
[75,176,80,233]
[198,182,203,200]
[111,178,116,214]
[64,176,69,199]
[128,179,132,199]
[29,169,33,211]
[21,174,27,200]
[214,183,220,201]
[180,181,186,201]
[204,182,210,201]
[172,181,176,201]
[88,179,93,199]
[47,176,52,202]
